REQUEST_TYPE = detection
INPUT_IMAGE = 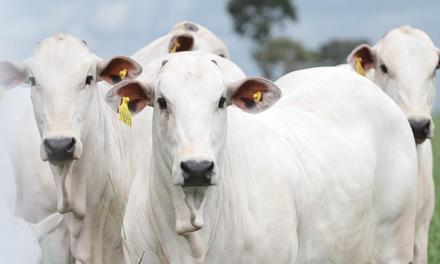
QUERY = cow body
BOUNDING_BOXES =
[0,211,64,264]
[347,26,439,263]
[114,53,417,263]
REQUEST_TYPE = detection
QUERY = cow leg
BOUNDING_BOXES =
[373,147,417,263]
[413,142,434,264]
[374,202,416,263]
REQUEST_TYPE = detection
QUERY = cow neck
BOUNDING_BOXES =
[149,152,223,261]
[131,34,172,65]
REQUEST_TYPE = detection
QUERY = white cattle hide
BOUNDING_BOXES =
[107,52,418,263]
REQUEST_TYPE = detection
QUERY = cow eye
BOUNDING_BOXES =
[85,75,94,85]
[29,76,36,86]
[157,97,168,110]
[380,64,388,74]
[218,96,227,108]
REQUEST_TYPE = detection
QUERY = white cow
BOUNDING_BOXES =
[0,212,64,264]
[132,20,230,65]
[0,24,230,263]
[107,51,417,263]
[0,33,144,264]
[0,88,71,263]
[347,25,438,263]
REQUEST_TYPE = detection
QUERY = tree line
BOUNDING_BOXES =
[227,0,368,79]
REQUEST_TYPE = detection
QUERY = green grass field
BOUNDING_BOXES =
[429,115,440,262]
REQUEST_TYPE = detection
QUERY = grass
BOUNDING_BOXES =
[429,115,440,262]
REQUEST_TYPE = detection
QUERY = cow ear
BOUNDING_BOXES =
[105,80,153,116]
[98,56,142,85]
[228,77,281,113]
[347,44,376,76]
[169,34,194,53]
[0,61,26,89]
[31,213,64,242]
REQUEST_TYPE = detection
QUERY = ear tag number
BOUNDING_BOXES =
[253,91,262,102]
[170,41,181,53]
[354,57,365,76]
[118,96,132,127]
[119,69,128,80]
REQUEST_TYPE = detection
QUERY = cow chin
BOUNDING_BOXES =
[175,186,209,235]
[415,138,427,145]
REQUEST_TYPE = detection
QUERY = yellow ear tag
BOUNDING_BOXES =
[170,41,181,53]
[253,91,262,102]
[354,57,365,76]
[118,96,132,127]
[119,68,127,80]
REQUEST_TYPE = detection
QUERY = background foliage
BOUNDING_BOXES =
[227,0,368,78]
[429,116,440,263]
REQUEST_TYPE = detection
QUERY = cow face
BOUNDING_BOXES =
[168,21,230,58]
[106,53,280,187]
[348,26,439,144]
[0,34,141,162]
[106,52,280,233]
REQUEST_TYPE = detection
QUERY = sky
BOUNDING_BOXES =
[0,0,439,102]
[0,0,439,260]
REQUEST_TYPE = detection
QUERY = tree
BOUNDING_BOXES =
[253,37,318,79]
[253,37,370,79]
[318,39,369,65]
[227,0,297,42]
[226,1,369,78]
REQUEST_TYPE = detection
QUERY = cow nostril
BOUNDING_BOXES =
[66,138,76,150]
[181,160,214,175]
[409,119,431,141]
[181,160,214,186]
[44,138,76,153]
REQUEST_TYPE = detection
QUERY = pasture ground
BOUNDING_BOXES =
[429,115,440,262]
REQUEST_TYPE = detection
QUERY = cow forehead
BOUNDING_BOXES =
[378,27,437,68]
[156,56,225,99]
[30,34,93,77]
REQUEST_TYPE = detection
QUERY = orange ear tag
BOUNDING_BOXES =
[119,68,127,80]
[253,91,262,102]
[354,57,365,76]
[118,96,132,127]
[170,41,181,53]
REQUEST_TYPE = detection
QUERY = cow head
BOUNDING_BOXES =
[348,26,439,144]
[0,33,142,162]
[167,21,230,58]
[105,51,280,234]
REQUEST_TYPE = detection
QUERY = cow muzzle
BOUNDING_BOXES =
[180,159,215,187]
[408,118,432,144]
[41,134,82,162]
